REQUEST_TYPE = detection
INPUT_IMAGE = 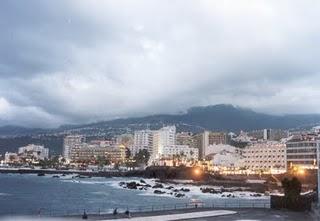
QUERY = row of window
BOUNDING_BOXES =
[287,160,316,164]
[287,148,316,153]
[287,155,316,159]
[244,160,284,163]
[287,143,317,148]
[244,155,284,158]
[244,150,285,154]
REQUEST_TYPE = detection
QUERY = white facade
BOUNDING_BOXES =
[205,144,243,168]
[205,144,239,156]
[133,126,176,159]
[242,141,286,172]
[161,145,199,160]
[153,126,176,157]
[18,144,49,160]
[212,150,243,168]
[132,129,154,155]
[286,139,319,170]
[63,135,85,160]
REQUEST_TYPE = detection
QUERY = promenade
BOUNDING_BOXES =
[101,210,236,221]
[80,208,313,221]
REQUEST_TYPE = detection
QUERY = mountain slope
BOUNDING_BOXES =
[1,104,320,136]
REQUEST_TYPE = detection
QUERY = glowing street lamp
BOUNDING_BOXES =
[194,168,201,176]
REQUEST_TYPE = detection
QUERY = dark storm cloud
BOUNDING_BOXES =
[0,0,320,127]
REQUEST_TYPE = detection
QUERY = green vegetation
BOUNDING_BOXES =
[134,149,150,165]
[281,177,302,209]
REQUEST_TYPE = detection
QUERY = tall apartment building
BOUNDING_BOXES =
[63,135,86,160]
[132,126,176,159]
[69,143,126,163]
[176,132,195,146]
[286,138,319,170]
[194,131,227,159]
[70,143,105,161]
[153,126,176,156]
[242,141,286,172]
[132,129,154,155]
[263,129,271,140]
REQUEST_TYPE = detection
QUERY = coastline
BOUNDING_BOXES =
[0,168,131,177]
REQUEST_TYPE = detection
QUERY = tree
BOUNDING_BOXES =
[134,149,150,165]
[125,148,131,159]
[281,177,302,209]
[96,155,111,168]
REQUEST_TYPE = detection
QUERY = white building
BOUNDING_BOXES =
[242,141,286,173]
[205,144,240,156]
[263,129,271,140]
[63,135,85,160]
[205,144,243,168]
[212,151,242,168]
[133,126,176,159]
[132,129,155,155]
[153,126,176,157]
[161,145,199,160]
[286,138,319,170]
[18,144,49,160]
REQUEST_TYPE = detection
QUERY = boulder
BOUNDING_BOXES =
[201,188,220,194]
[152,183,164,189]
[180,188,190,192]
[154,190,166,194]
[127,182,138,189]
[174,193,185,198]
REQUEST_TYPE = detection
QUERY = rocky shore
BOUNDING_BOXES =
[118,179,267,199]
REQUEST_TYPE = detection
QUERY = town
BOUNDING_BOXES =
[1,125,319,178]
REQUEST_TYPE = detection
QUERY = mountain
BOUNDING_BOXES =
[1,104,320,155]
[0,125,49,137]
[1,104,320,136]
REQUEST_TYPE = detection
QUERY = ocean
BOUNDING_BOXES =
[0,173,269,216]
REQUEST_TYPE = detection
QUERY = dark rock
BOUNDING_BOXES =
[154,190,166,194]
[140,179,146,184]
[180,188,190,192]
[152,184,164,189]
[166,186,174,190]
[174,193,185,198]
[127,182,138,189]
[201,188,220,194]
[253,193,262,197]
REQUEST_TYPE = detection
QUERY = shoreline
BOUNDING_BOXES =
[0,168,131,177]
[0,167,269,193]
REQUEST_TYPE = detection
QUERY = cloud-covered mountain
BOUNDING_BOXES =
[1,104,319,137]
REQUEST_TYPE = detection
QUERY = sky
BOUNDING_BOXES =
[0,0,320,128]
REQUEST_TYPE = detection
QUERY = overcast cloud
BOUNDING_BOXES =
[0,0,320,128]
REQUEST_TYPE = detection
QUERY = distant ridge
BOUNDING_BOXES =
[1,104,320,136]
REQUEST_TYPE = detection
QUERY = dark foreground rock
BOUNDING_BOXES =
[154,190,166,194]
